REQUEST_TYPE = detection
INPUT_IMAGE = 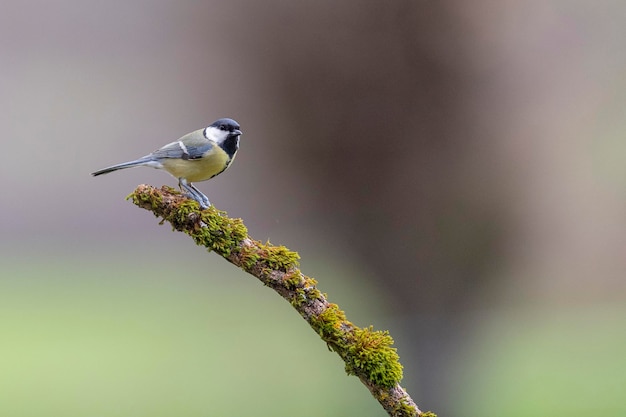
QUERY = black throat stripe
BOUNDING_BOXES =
[220,135,240,158]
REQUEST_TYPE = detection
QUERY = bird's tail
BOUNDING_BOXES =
[91,156,156,176]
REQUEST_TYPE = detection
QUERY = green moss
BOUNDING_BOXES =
[303,277,321,299]
[306,287,322,300]
[187,210,248,256]
[310,303,349,349]
[126,187,164,210]
[282,270,302,289]
[153,199,249,257]
[300,276,322,303]
[291,288,307,308]
[174,199,203,222]
[344,326,403,388]
[256,242,300,272]
[237,245,261,270]
[310,306,403,388]
[419,412,437,417]
[389,397,421,417]
[235,241,302,275]
[285,273,323,307]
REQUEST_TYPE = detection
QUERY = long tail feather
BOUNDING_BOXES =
[91,157,155,176]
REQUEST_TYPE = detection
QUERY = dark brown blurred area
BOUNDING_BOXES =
[220,0,626,312]
[231,1,509,313]
[228,4,509,407]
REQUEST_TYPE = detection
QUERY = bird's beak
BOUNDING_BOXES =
[233,129,242,136]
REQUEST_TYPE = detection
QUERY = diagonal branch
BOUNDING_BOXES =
[128,184,435,417]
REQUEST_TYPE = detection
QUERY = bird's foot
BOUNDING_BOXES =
[179,182,210,209]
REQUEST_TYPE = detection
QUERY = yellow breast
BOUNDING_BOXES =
[161,146,231,182]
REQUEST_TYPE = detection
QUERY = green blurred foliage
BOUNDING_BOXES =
[0,247,387,417]
[452,304,626,416]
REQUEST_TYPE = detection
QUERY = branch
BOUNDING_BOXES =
[128,185,435,417]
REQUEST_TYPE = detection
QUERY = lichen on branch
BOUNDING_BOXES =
[128,184,434,417]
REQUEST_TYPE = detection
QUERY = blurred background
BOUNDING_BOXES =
[1,1,625,416]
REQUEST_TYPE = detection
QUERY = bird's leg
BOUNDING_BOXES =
[189,183,211,207]
[178,178,210,209]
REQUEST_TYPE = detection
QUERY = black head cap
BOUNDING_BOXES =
[210,118,241,134]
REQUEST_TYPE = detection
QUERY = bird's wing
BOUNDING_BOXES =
[150,139,215,161]
[184,141,215,160]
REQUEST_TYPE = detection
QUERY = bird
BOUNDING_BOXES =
[92,118,242,209]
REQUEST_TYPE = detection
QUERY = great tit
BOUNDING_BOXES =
[92,118,242,208]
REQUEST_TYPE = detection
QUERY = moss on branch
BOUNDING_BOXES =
[128,184,434,417]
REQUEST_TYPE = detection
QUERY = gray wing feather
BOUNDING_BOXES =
[184,143,215,160]
[150,140,214,161]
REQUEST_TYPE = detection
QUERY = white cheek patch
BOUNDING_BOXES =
[204,126,229,145]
